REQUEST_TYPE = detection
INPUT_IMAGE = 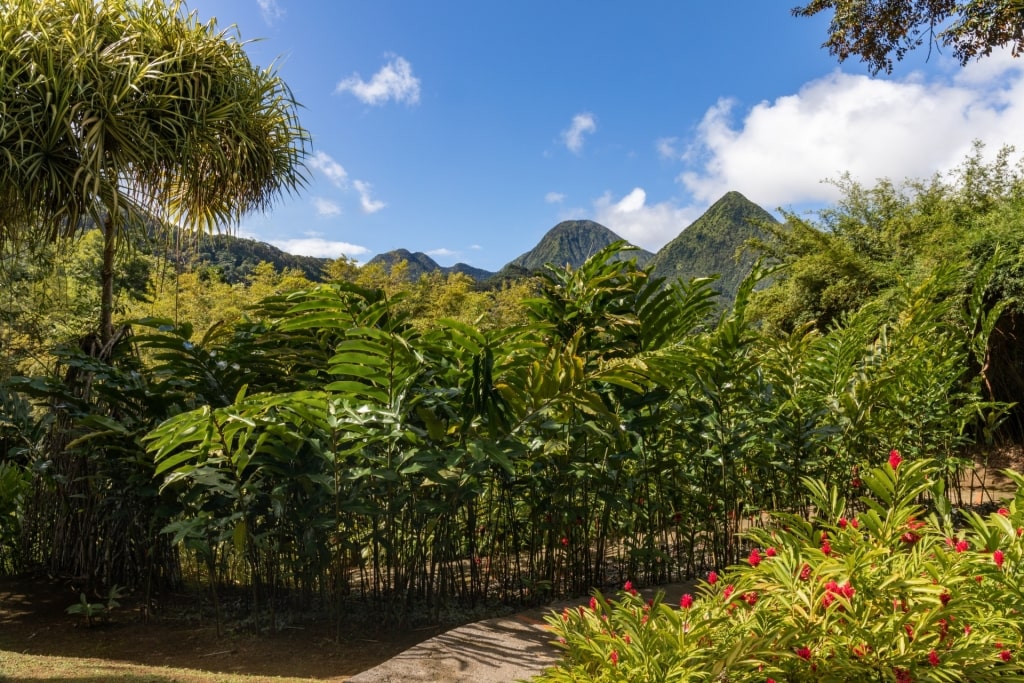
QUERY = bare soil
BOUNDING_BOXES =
[0,576,446,681]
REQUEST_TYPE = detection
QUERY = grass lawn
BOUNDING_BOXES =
[0,650,341,682]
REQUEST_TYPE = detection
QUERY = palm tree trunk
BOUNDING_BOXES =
[100,214,116,345]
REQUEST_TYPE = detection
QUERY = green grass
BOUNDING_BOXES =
[0,651,337,682]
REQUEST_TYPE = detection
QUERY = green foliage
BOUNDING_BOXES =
[752,145,1024,439]
[0,235,1009,627]
[539,456,1024,682]
[66,585,124,626]
[793,0,1024,74]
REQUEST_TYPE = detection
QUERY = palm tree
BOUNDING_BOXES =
[0,0,309,345]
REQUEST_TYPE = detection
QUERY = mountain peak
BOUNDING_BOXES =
[503,219,653,273]
[646,191,778,301]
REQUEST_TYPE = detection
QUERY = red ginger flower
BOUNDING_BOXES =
[795,646,812,661]
[956,539,969,553]
[999,507,1010,516]
[743,591,759,606]
[995,549,1005,569]
[894,667,911,683]
[610,650,619,665]
[680,593,694,609]
[624,580,638,596]
[889,449,903,469]
[799,563,812,581]
[766,546,776,557]
[901,531,921,545]
[708,571,718,585]
[1001,649,1013,662]
[821,539,832,555]
[929,649,940,666]
[748,548,762,567]
[723,585,735,600]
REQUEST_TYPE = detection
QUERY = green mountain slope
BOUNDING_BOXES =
[185,233,331,284]
[648,191,777,301]
[502,220,653,273]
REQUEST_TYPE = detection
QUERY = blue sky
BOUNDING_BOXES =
[185,1,1024,272]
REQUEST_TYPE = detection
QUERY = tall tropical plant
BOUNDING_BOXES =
[0,0,308,344]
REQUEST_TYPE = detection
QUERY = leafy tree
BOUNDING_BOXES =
[0,0,308,345]
[793,0,1024,73]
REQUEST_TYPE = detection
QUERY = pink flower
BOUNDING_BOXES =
[1001,649,1012,662]
[850,518,859,529]
[889,449,903,469]
[708,571,718,585]
[766,546,776,557]
[748,548,762,567]
[680,593,694,609]
[723,585,735,600]
[995,549,1005,569]
[999,507,1010,516]
[590,596,598,610]
[624,580,638,596]
[956,539,969,553]
[821,539,832,555]
[838,518,848,529]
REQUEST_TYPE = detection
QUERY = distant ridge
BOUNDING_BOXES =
[501,220,653,274]
[647,191,777,302]
[366,248,495,281]
[325,191,777,296]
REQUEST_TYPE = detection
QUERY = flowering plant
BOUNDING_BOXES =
[537,453,1024,682]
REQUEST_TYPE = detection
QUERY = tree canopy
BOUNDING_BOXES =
[793,0,1024,73]
[0,0,309,342]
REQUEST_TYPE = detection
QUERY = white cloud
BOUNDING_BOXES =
[592,187,702,250]
[469,244,482,250]
[270,238,369,259]
[427,248,457,257]
[562,112,597,154]
[336,55,421,106]
[313,197,341,217]
[545,191,566,204]
[309,151,348,188]
[353,180,386,213]
[678,55,1024,207]
[256,0,284,25]
[656,137,680,160]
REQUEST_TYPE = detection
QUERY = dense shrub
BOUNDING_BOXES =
[539,453,1024,682]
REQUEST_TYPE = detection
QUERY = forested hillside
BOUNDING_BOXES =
[648,190,778,302]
